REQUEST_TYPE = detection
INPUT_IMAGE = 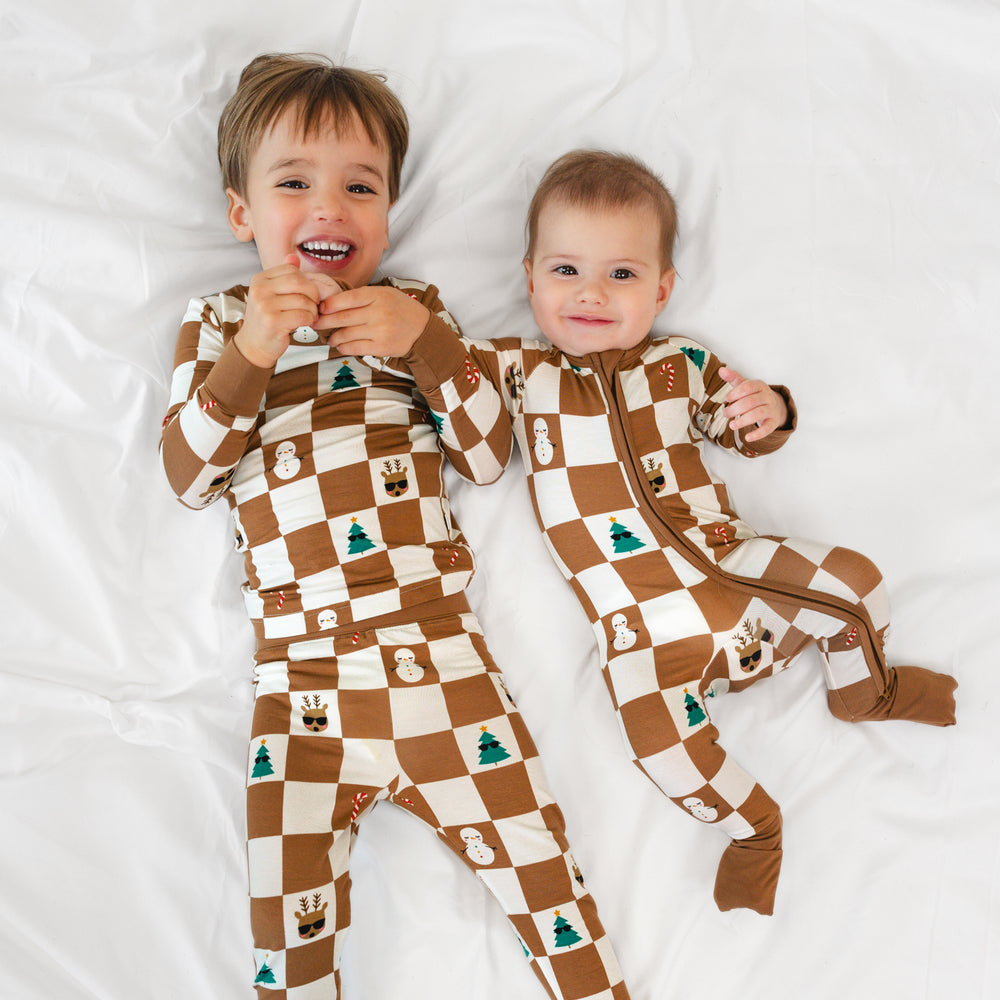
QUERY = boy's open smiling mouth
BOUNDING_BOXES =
[300,239,353,263]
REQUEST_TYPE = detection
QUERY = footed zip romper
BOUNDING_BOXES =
[160,280,629,999]
[405,328,957,916]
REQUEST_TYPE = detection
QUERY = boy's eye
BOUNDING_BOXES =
[347,183,376,195]
[611,268,635,280]
[554,265,578,276]
[278,180,307,189]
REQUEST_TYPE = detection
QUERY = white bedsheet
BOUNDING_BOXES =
[3,1,996,997]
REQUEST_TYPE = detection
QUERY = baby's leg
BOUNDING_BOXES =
[719,537,957,726]
[616,669,783,915]
[392,618,629,1000]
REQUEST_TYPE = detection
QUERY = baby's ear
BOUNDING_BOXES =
[523,257,534,296]
[655,267,676,313]
[226,188,254,243]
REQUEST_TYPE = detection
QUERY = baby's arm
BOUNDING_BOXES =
[403,316,516,485]
[683,341,796,456]
[159,291,271,509]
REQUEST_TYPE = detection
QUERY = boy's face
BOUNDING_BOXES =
[226,107,391,288]
[524,199,674,356]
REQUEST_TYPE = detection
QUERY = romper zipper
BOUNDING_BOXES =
[589,352,889,695]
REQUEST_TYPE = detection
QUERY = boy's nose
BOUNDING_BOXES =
[313,189,346,221]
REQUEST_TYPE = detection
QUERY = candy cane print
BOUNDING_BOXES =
[465,356,480,384]
[350,792,368,822]
[659,361,675,391]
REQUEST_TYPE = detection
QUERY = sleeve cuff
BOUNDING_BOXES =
[402,313,467,390]
[201,338,273,417]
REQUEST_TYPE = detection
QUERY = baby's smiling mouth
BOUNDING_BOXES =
[300,240,352,262]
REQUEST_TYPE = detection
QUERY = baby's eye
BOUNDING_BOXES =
[347,183,376,195]
[554,264,578,276]
[611,268,635,280]
[278,179,307,190]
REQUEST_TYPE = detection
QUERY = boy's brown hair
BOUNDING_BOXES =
[218,52,409,202]
[525,149,678,270]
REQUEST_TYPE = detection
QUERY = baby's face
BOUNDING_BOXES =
[524,200,674,356]
[226,106,391,289]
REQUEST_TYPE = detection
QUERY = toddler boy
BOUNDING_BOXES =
[160,59,629,1000]
[400,149,957,916]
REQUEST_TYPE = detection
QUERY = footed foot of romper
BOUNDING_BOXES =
[835,665,957,726]
[713,814,782,916]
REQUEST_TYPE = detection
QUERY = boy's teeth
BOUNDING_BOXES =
[301,240,351,260]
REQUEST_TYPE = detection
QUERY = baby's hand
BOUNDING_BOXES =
[720,367,789,443]
[235,255,323,368]
[317,285,430,359]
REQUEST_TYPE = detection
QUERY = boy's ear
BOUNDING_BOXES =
[226,188,255,243]
[655,267,676,314]
[523,257,534,296]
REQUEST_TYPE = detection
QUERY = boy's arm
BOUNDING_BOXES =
[159,294,270,509]
[683,340,797,456]
[401,296,515,485]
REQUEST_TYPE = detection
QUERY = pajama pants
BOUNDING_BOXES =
[595,534,904,911]
[246,604,629,1000]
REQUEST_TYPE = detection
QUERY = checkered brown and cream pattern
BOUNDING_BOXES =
[161,282,631,996]
[160,279,484,640]
[247,611,628,1000]
[406,327,954,912]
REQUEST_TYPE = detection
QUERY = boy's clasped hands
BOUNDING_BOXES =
[234,253,429,369]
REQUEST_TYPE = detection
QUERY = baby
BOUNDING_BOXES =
[400,149,958,916]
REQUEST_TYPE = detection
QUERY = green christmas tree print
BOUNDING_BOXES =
[254,956,276,985]
[609,517,645,554]
[331,361,360,390]
[428,410,445,435]
[680,346,706,370]
[252,739,274,779]
[552,911,582,949]
[347,517,377,555]
[477,726,511,766]
[683,689,706,727]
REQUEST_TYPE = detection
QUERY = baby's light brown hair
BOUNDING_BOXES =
[525,149,678,270]
[217,52,409,202]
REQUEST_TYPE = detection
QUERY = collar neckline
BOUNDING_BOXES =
[562,333,654,371]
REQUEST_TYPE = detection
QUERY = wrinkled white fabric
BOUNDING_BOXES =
[1,1,995,998]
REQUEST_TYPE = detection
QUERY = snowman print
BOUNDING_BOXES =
[460,828,495,866]
[291,326,320,344]
[317,609,337,630]
[532,418,556,465]
[611,613,638,651]
[273,441,301,480]
[392,648,425,683]
[682,797,719,823]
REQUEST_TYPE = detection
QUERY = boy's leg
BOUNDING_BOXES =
[246,655,393,999]
[385,614,630,1000]
[717,536,957,725]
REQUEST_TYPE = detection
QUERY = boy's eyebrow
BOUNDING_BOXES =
[265,157,386,182]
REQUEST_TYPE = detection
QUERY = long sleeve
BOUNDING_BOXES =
[675,337,797,457]
[159,289,271,509]
[404,319,516,485]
